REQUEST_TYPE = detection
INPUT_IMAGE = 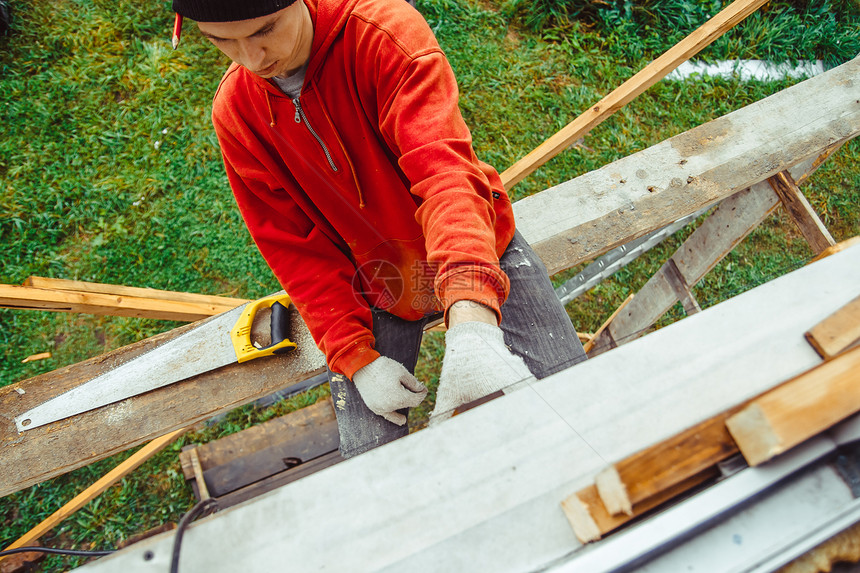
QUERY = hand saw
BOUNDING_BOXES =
[14,292,297,432]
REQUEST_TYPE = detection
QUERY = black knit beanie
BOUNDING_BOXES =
[172,0,298,22]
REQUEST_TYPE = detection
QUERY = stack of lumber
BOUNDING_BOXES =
[564,302,860,543]
[0,277,248,322]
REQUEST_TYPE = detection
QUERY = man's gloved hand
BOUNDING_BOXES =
[429,321,533,425]
[353,356,428,426]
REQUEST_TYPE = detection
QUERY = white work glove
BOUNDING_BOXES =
[353,356,428,426]
[429,321,533,425]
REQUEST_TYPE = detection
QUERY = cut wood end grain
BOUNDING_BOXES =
[725,403,781,466]
[560,492,602,544]
[595,466,633,516]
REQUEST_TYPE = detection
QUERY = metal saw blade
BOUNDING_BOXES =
[14,303,246,432]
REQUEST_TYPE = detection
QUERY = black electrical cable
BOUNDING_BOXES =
[1,496,219,568]
[170,497,219,573]
[0,546,114,558]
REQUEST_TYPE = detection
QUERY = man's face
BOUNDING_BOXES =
[197,1,313,79]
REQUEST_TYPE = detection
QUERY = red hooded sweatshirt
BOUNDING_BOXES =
[212,0,516,378]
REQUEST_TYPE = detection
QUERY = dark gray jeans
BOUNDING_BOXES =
[328,231,587,458]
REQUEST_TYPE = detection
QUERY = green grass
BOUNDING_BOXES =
[1,0,858,569]
[503,0,860,67]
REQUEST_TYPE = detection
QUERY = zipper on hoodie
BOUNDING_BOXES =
[292,97,339,173]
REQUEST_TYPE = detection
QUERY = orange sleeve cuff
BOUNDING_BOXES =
[328,337,380,380]
[436,265,508,325]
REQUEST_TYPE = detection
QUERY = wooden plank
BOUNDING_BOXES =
[592,406,744,518]
[0,284,242,322]
[565,437,841,570]
[563,468,719,543]
[75,245,860,573]
[0,427,185,557]
[588,302,859,522]
[805,294,860,360]
[204,431,339,498]
[579,330,858,527]
[190,399,340,497]
[500,0,769,189]
[23,276,249,309]
[513,57,860,275]
[179,445,196,481]
[768,170,836,254]
[181,404,344,504]
[189,448,211,501]
[212,451,344,510]
[0,305,326,497]
[726,345,860,466]
[187,398,336,470]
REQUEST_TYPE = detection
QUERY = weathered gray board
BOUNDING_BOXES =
[514,56,860,274]
[78,245,860,572]
[2,56,856,499]
[0,308,326,498]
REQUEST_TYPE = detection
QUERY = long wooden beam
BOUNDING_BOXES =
[24,276,249,308]
[0,280,248,322]
[500,0,769,189]
[514,56,860,275]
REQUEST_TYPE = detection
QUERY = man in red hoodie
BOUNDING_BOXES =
[173,0,586,457]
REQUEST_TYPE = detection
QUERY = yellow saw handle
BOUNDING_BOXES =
[231,293,297,363]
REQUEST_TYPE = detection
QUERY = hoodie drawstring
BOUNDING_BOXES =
[266,91,276,128]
